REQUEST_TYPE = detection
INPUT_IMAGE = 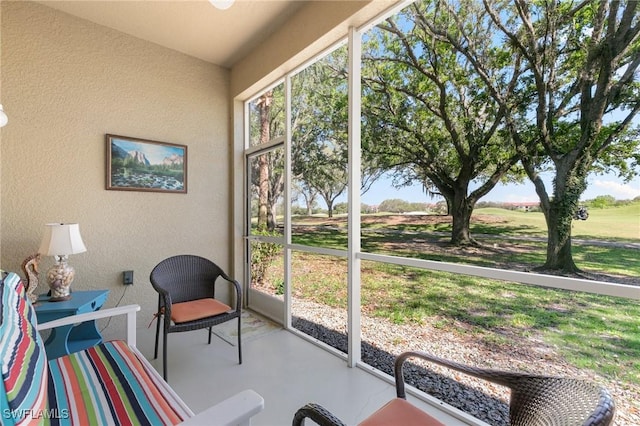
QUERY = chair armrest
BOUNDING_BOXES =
[218,273,243,311]
[394,350,525,398]
[37,304,141,347]
[178,390,264,426]
[292,403,346,426]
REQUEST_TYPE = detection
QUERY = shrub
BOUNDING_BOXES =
[250,229,280,287]
[587,195,616,209]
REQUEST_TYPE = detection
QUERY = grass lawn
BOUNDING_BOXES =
[291,202,639,278]
[476,203,640,241]
[288,252,640,386]
[282,203,640,386]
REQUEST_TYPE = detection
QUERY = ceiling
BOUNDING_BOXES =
[39,0,307,68]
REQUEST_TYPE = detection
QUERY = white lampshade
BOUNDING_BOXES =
[39,223,87,256]
[0,105,7,128]
[209,0,234,10]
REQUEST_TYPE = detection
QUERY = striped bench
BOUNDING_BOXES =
[1,272,263,426]
[46,340,190,425]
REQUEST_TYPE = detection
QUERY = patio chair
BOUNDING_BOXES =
[292,350,615,426]
[150,254,242,380]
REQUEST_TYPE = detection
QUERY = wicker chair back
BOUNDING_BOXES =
[293,351,615,426]
[150,254,242,380]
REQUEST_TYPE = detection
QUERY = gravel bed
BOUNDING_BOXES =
[291,298,638,426]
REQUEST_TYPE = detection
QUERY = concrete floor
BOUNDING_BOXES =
[130,316,482,426]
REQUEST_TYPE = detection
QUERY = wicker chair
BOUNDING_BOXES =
[293,351,615,426]
[150,255,242,380]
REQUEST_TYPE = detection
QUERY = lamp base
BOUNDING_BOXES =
[46,259,75,302]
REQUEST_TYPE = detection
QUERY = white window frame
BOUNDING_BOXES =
[239,1,640,373]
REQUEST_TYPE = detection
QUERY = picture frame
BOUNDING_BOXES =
[106,134,187,193]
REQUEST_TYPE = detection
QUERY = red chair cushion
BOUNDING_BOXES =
[359,398,445,426]
[170,298,231,323]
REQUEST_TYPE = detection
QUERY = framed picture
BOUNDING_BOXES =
[106,134,187,193]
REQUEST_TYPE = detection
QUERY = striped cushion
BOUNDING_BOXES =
[0,272,49,426]
[47,340,191,425]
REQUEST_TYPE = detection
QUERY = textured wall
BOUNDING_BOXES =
[0,1,231,323]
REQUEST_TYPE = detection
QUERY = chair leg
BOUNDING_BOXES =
[163,331,168,381]
[237,316,242,364]
[208,326,212,344]
[154,314,161,359]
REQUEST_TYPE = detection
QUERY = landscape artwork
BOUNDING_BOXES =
[106,134,187,193]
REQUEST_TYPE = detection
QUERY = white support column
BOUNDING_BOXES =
[284,75,293,329]
[241,100,251,302]
[347,26,362,368]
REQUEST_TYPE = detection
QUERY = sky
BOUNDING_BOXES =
[112,138,184,165]
[359,171,640,206]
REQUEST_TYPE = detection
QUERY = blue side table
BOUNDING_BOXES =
[35,290,109,359]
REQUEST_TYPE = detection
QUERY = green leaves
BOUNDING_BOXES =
[362,0,521,243]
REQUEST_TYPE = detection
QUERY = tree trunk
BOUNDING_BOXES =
[327,202,334,218]
[300,190,315,216]
[538,159,588,273]
[258,153,269,231]
[257,92,272,231]
[267,200,276,231]
[543,203,578,272]
[450,192,474,245]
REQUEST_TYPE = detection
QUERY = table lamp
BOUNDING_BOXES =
[209,0,234,10]
[38,223,87,301]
